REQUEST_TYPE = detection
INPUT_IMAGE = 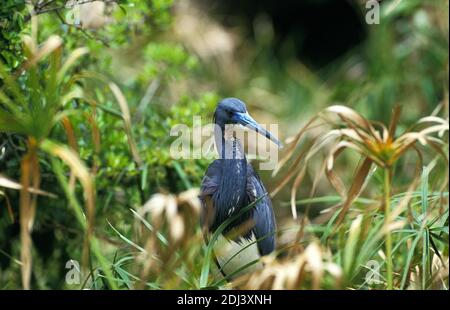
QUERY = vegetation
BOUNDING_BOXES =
[0,0,448,290]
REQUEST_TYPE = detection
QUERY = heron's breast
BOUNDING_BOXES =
[214,234,263,279]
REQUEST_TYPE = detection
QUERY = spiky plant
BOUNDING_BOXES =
[273,105,448,289]
[0,27,140,289]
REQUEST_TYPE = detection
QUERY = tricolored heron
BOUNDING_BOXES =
[200,98,281,278]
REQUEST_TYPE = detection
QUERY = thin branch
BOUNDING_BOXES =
[25,0,119,22]
[133,79,160,123]
[54,9,111,48]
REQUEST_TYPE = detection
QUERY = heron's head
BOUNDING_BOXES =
[214,98,282,147]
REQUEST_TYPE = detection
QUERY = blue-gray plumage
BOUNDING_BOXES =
[200,98,281,277]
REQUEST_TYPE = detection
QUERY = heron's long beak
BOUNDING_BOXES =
[232,112,282,147]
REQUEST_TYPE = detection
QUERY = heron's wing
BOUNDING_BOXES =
[199,160,229,278]
[199,160,222,229]
[246,165,276,256]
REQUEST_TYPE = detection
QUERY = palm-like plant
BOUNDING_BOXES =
[0,29,137,289]
[273,104,448,289]
[0,32,95,289]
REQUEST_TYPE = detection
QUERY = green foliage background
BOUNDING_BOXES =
[0,0,448,289]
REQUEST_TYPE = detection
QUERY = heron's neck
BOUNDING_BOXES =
[214,123,248,209]
[214,123,246,160]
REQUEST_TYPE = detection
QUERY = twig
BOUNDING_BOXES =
[133,79,160,123]
[25,0,119,22]
[54,9,111,48]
